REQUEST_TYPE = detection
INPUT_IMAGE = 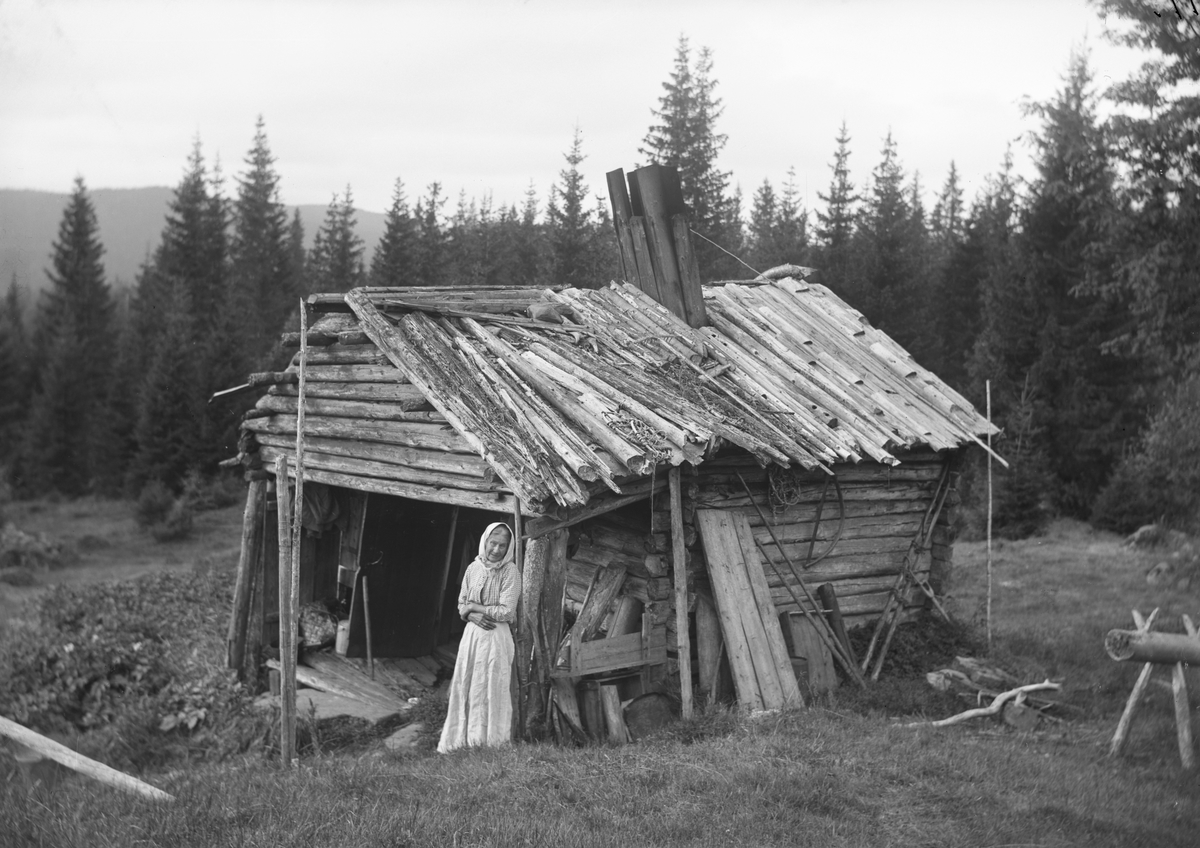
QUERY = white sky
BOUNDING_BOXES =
[0,0,1150,217]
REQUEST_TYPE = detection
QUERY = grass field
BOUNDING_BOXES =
[2,502,1199,847]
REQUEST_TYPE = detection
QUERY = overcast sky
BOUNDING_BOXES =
[0,0,1150,217]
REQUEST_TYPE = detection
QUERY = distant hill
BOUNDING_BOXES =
[0,187,387,300]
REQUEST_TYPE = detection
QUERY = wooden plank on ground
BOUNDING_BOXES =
[696,510,764,710]
[732,514,803,707]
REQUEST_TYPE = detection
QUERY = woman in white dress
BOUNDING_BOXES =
[437,522,522,753]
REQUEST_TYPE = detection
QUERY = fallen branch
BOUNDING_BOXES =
[899,681,1061,728]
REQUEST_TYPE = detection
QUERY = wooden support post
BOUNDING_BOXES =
[274,456,297,768]
[600,684,629,745]
[227,478,267,675]
[1178,615,1198,770]
[512,498,526,740]
[1109,608,1160,759]
[670,467,693,720]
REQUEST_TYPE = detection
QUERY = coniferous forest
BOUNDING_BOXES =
[0,1,1196,540]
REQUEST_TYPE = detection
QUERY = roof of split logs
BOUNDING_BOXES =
[243,277,998,516]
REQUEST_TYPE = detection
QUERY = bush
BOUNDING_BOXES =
[135,481,175,528]
[0,566,258,768]
[1092,373,1200,534]
[151,499,195,542]
[136,480,196,542]
[180,469,244,512]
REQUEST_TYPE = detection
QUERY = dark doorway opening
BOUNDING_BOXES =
[346,493,508,659]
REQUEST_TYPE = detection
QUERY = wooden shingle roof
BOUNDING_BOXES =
[244,278,997,516]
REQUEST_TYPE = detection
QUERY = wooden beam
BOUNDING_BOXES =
[227,479,266,675]
[523,477,669,537]
[274,456,297,768]
[670,467,694,720]
[0,716,174,802]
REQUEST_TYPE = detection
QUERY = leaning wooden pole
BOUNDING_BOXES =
[274,455,296,768]
[986,379,993,652]
[670,467,693,719]
[0,716,174,802]
[227,478,267,675]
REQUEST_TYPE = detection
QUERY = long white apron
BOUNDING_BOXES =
[437,621,514,752]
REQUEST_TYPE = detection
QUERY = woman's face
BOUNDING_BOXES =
[484,527,511,563]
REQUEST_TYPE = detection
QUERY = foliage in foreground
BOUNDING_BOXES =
[0,558,264,771]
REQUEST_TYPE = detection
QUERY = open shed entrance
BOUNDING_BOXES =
[344,493,503,659]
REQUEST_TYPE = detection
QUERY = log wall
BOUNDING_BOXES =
[234,314,526,516]
[692,449,959,631]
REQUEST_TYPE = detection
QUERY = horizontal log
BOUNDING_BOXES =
[290,345,387,366]
[254,434,490,478]
[286,465,530,515]
[285,364,405,383]
[270,381,436,404]
[567,541,656,580]
[281,330,338,347]
[525,477,670,537]
[1105,630,1200,664]
[257,446,501,493]
[258,390,432,418]
[244,414,472,453]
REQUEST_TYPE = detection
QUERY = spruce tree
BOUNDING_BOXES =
[775,167,809,266]
[815,123,860,298]
[129,279,200,489]
[0,276,30,462]
[22,178,114,495]
[308,186,366,293]
[447,192,483,287]
[746,179,778,273]
[852,132,922,348]
[371,178,419,287]
[546,128,601,289]
[412,183,448,287]
[641,36,734,278]
[1091,0,1200,377]
[513,183,544,286]
[228,117,294,361]
[1017,50,1144,514]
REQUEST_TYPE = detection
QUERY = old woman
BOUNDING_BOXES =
[437,522,522,752]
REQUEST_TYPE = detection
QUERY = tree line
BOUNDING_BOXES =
[1,1,1196,538]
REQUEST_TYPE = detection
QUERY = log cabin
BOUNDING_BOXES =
[222,167,999,742]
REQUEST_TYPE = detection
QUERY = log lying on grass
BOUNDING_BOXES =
[0,716,174,802]
[1105,630,1200,665]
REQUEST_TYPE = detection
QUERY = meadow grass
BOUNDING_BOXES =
[2,511,1199,847]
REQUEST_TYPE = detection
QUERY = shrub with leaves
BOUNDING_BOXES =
[0,562,248,756]
[135,481,176,528]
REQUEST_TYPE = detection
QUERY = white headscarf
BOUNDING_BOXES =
[475,522,515,571]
